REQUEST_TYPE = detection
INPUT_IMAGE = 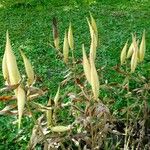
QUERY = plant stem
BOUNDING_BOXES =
[26,100,49,145]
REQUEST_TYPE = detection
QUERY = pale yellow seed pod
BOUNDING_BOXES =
[46,98,53,127]
[127,42,134,59]
[54,37,59,50]
[68,22,74,50]
[90,13,98,46]
[54,85,60,106]
[90,53,99,100]
[131,39,138,73]
[51,125,71,132]
[138,30,146,62]
[90,31,97,60]
[120,40,128,65]
[127,34,137,60]
[63,31,69,64]
[87,18,97,60]
[5,31,21,85]
[2,52,9,83]
[87,18,94,41]
[20,50,35,86]
[82,44,91,84]
[136,39,140,61]
[127,39,139,59]
[17,85,26,129]
[90,13,98,36]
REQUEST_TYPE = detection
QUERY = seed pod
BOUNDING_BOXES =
[2,52,9,83]
[17,85,26,129]
[120,40,128,65]
[90,53,99,100]
[20,50,35,86]
[131,38,138,73]
[90,31,97,60]
[87,17,94,40]
[63,31,69,64]
[68,22,74,50]
[51,125,71,132]
[82,44,91,84]
[46,98,53,127]
[138,30,146,62]
[87,18,97,60]
[54,38,59,50]
[52,17,59,50]
[136,39,140,61]
[127,42,133,59]
[54,85,60,106]
[90,13,98,45]
[5,31,21,85]
[87,17,97,47]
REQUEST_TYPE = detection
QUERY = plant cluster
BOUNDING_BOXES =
[0,14,149,149]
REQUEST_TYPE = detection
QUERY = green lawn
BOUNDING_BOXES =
[0,0,150,149]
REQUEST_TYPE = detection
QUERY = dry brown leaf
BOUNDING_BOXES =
[0,95,16,102]
[0,104,17,115]
[52,17,59,50]
[0,82,20,93]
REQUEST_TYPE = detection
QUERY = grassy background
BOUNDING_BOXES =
[0,0,150,149]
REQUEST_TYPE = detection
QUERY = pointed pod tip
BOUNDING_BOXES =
[69,22,72,26]
[89,11,92,16]
[82,44,85,50]
[6,30,9,40]
[6,29,9,35]
[89,12,93,19]
[143,29,146,37]
[19,49,24,57]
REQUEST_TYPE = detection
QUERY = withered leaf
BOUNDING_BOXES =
[0,95,16,102]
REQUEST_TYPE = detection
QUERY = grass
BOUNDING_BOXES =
[0,0,150,149]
